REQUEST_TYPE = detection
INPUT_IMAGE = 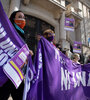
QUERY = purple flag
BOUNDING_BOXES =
[0,1,25,87]
[81,63,90,98]
[26,37,90,100]
[23,54,35,100]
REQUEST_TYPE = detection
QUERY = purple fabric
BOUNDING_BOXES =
[81,64,90,98]
[26,37,90,100]
[23,55,35,100]
[0,1,25,87]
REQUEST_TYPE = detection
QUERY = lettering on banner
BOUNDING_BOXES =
[61,67,89,90]
[32,48,42,83]
[0,22,18,66]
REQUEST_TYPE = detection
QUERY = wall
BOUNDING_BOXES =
[75,24,81,42]
[20,1,60,42]
[0,0,10,16]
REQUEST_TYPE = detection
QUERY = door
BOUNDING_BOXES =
[24,15,54,54]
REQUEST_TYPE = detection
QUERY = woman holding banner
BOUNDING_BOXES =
[43,29,55,45]
[0,10,33,100]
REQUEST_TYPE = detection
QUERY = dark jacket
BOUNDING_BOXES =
[14,23,25,41]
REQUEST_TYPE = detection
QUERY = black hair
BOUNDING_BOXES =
[56,43,59,47]
[62,51,66,55]
[56,43,62,51]
[9,10,23,25]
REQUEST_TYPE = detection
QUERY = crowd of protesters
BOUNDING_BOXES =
[0,10,90,100]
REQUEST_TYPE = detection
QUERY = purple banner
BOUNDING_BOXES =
[0,1,25,87]
[23,55,35,100]
[3,44,30,88]
[25,37,90,100]
[64,18,75,31]
[81,64,90,98]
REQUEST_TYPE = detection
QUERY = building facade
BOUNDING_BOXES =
[1,0,90,61]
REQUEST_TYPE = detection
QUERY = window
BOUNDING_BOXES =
[78,1,82,10]
[65,0,71,6]
[24,15,54,54]
[61,0,65,7]
[78,1,83,17]
[87,8,90,18]
[83,5,87,17]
